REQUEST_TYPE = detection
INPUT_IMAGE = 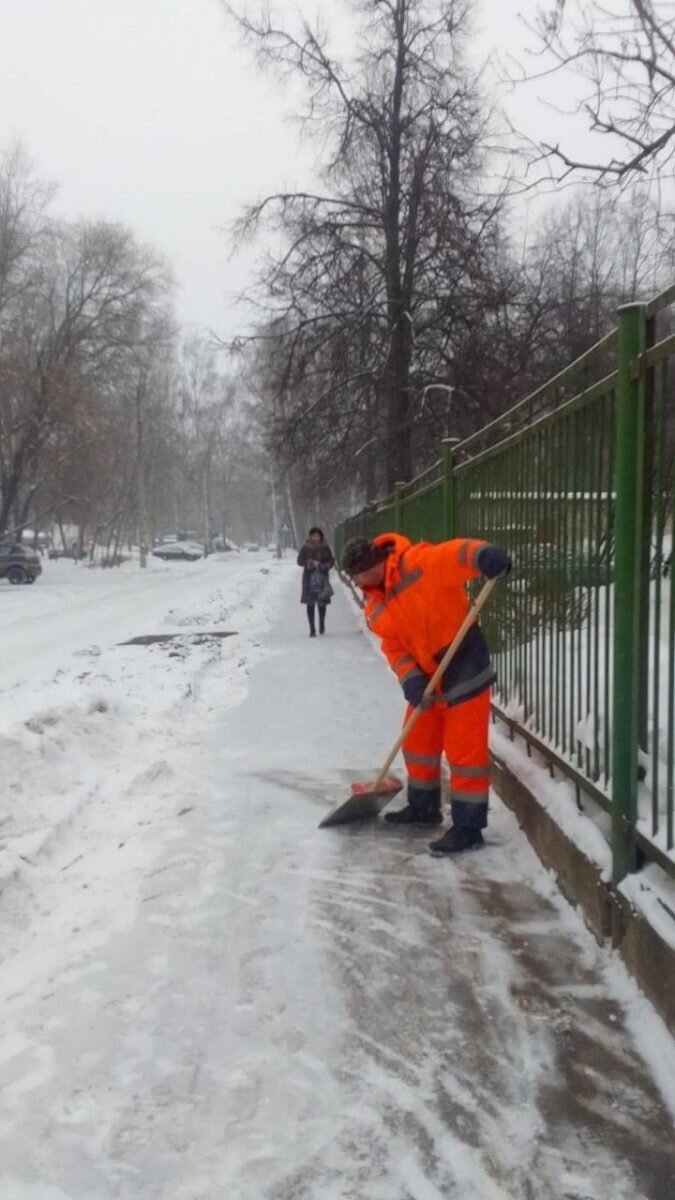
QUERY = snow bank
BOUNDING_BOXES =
[490,724,612,875]
[0,556,284,886]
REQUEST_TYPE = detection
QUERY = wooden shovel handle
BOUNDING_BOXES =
[370,577,498,792]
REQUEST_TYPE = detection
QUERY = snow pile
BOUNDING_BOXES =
[620,864,675,955]
[490,723,612,874]
[0,555,284,886]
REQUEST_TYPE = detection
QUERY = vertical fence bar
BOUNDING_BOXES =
[578,405,588,777]
[592,402,600,780]
[393,482,404,531]
[442,438,459,540]
[662,561,667,854]
[569,408,578,766]
[638,313,656,783]
[537,429,545,740]
[604,391,614,789]
[577,408,586,774]
[504,451,513,700]
[612,302,646,883]
[516,437,524,704]
[652,360,666,837]
[527,437,533,719]
[556,408,566,753]
[548,432,556,747]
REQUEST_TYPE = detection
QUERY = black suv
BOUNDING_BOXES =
[0,543,42,584]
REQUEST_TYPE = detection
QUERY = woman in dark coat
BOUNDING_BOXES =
[297,527,335,636]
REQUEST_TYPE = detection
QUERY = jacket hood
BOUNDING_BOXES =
[373,532,412,557]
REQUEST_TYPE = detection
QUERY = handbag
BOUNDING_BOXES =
[308,567,324,596]
[318,577,334,604]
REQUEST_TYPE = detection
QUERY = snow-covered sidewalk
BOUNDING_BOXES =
[1,559,674,1200]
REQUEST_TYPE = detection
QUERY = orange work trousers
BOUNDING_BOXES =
[402,688,490,829]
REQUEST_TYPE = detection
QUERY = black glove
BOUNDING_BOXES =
[402,673,432,708]
[477,544,511,579]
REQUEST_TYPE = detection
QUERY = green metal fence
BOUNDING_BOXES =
[335,295,675,884]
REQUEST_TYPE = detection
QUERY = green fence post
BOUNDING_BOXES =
[393,481,405,532]
[612,301,646,883]
[442,437,460,539]
[637,312,656,755]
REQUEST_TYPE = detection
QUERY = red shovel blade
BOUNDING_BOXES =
[350,775,402,797]
[319,774,403,827]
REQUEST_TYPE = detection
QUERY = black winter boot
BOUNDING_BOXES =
[428,826,484,856]
[385,803,443,826]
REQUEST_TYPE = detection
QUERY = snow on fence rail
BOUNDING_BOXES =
[336,294,675,885]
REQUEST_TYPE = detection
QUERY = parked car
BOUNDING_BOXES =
[243,542,260,552]
[151,540,204,562]
[0,543,42,584]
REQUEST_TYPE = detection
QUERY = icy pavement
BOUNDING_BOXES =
[0,558,674,1199]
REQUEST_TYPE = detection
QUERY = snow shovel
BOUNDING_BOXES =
[319,576,498,828]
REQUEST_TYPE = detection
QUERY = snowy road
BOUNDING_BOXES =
[0,557,674,1199]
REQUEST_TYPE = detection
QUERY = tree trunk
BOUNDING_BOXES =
[384,320,413,489]
[382,0,411,491]
[135,378,149,568]
[202,455,213,554]
[0,443,27,534]
[285,474,299,548]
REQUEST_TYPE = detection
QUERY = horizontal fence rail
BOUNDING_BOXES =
[335,295,674,884]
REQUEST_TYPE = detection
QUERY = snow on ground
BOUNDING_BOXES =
[0,557,674,1199]
[0,553,280,883]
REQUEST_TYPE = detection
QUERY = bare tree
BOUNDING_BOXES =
[0,143,53,321]
[226,0,504,489]
[0,145,275,556]
[520,0,675,184]
[0,216,170,535]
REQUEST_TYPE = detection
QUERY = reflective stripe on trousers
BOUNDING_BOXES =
[402,688,491,805]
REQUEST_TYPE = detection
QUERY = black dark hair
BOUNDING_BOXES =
[308,526,324,539]
[341,537,393,576]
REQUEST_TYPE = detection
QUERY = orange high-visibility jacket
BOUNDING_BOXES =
[362,532,495,706]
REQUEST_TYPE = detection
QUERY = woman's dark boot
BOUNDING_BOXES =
[319,606,326,634]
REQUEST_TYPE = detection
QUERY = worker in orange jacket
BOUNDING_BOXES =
[341,532,511,854]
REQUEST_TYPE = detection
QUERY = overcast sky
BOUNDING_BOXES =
[0,0,572,340]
